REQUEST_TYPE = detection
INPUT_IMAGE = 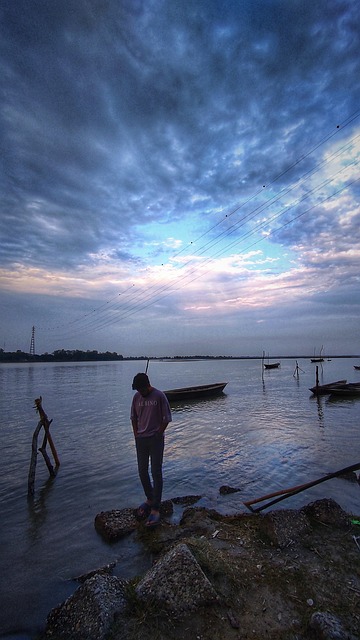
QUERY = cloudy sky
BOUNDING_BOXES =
[1,0,360,357]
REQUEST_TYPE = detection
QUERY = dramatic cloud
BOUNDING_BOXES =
[1,0,359,356]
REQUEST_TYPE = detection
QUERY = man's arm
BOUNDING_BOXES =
[131,418,138,437]
[159,421,169,435]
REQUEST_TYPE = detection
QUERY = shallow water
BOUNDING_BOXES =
[1,358,360,637]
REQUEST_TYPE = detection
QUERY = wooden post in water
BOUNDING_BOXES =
[293,360,305,378]
[27,397,60,498]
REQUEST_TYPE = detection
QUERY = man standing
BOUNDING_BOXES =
[131,372,172,527]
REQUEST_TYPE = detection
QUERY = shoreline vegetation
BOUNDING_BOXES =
[1,349,360,364]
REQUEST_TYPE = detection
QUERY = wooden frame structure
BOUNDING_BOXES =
[243,462,360,513]
[27,397,60,498]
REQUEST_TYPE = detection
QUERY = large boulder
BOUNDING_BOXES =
[43,574,127,640]
[136,542,219,616]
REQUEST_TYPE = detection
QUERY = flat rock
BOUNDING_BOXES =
[43,574,126,640]
[94,508,137,542]
[260,508,310,548]
[171,494,202,506]
[180,506,218,535]
[94,501,175,542]
[135,542,219,616]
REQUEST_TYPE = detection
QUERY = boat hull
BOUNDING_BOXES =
[328,383,360,397]
[164,382,227,401]
[309,380,347,395]
[264,362,280,369]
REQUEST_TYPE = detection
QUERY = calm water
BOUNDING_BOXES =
[1,358,360,638]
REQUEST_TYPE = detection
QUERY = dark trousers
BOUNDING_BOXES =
[135,434,165,510]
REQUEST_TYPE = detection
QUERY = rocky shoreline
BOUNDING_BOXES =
[40,496,360,640]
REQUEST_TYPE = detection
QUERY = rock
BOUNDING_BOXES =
[42,498,360,639]
[301,498,350,528]
[158,499,174,517]
[135,543,219,616]
[94,508,137,542]
[180,506,218,535]
[337,471,359,483]
[171,495,202,506]
[219,485,241,495]
[227,609,240,628]
[43,574,127,640]
[309,611,356,639]
[73,562,116,583]
[94,501,174,542]
[260,508,310,548]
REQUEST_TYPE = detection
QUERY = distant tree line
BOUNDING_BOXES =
[1,349,357,363]
[0,349,124,363]
[0,350,243,363]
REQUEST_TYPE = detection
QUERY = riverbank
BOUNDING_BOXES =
[41,496,360,640]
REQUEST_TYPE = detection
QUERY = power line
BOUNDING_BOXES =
[40,113,360,343]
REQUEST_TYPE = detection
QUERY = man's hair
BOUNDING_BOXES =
[132,372,150,390]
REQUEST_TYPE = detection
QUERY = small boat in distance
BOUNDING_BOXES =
[354,365,360,370]
[262,351,280,369]
[311,346,324,363]
[163,382,227,401]
[309,380,347,396]
[264,362,280,369]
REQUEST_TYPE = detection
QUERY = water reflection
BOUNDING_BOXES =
[1,359,360,637]
[327,394,360,404]
[315,396,325,427]
[27,477,56,542]
[168,393,228,412]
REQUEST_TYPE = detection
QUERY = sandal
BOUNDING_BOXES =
[145,512,161,528]
[136,502,151,520]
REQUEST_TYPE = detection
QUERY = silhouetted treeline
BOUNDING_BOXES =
[0,349,358,364]
[0,349,124,363]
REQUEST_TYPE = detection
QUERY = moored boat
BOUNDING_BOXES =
[354,365,360,370]
[264,362,280,369]
[163,382,227,401]
[309,380,347,395]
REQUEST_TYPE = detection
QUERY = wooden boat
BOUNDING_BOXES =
[309,380,347,395]
[163,382,227,401]
[264,362,280,369]
[354,366,360,370]
[327,382,360,397]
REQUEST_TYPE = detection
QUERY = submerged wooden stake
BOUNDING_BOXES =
[27,397,60,498]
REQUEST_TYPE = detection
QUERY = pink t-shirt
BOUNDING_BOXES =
[131,387,172,437]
